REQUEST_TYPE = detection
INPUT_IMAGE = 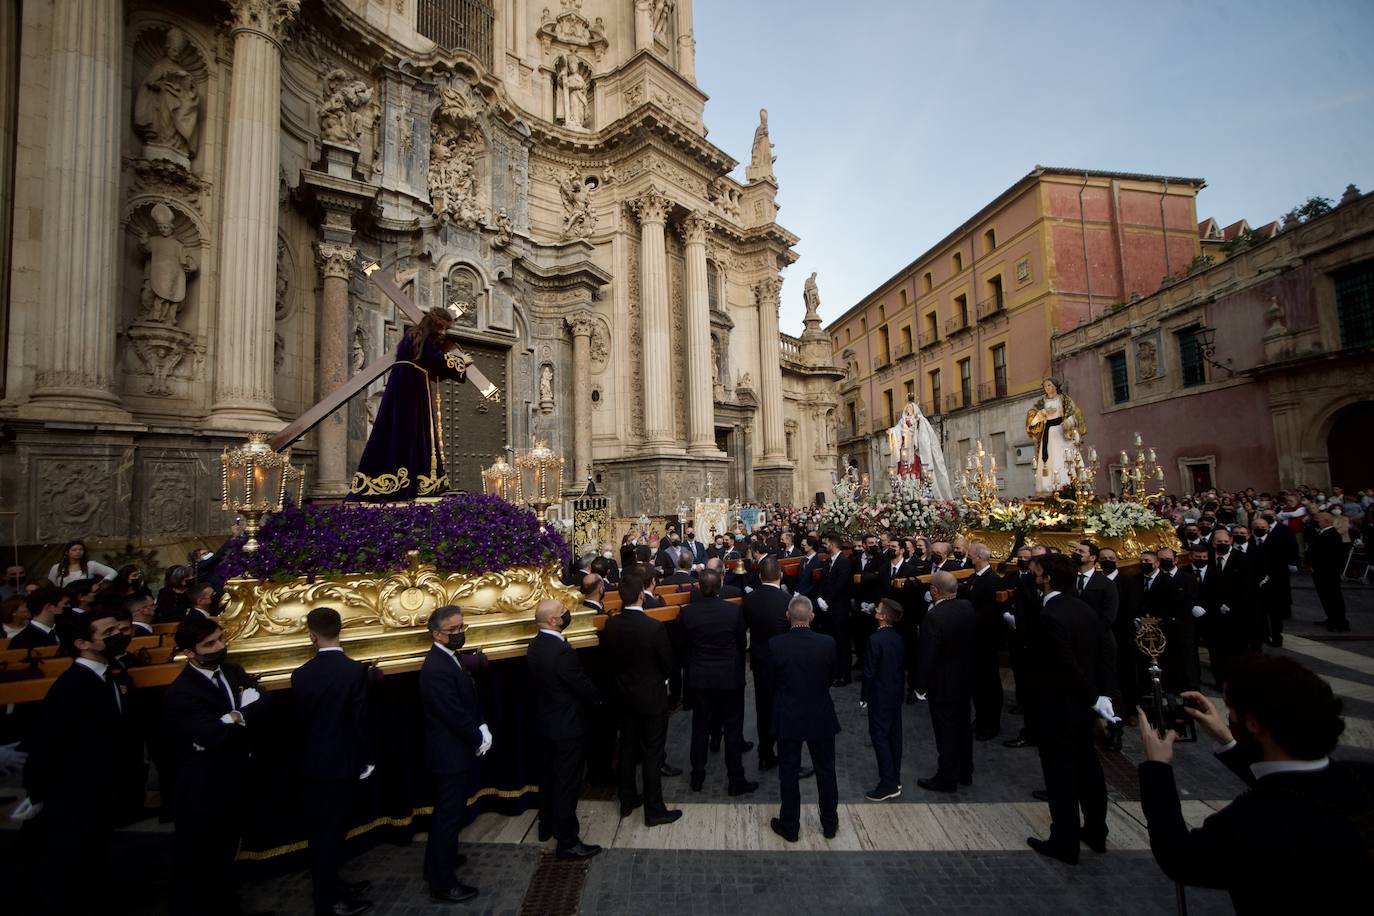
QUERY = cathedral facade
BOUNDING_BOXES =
[0,0,840,547]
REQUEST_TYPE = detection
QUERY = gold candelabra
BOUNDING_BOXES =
[959,439,1002,516]
[1120,432,1165,505]
[1054,444,1098,528]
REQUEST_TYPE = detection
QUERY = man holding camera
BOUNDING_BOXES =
[1136,655,1373,914]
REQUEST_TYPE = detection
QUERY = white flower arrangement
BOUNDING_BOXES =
[1084,501,1172,536]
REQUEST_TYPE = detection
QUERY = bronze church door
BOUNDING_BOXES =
[438,342,508,493]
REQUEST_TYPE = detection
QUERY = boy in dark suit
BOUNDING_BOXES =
[291,607,374,916]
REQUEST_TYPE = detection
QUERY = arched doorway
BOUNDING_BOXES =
[1326,400,1374,491]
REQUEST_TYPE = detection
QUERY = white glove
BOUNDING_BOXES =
[924,592,934,603]
[1219,603,1231,615]
[1092,696,1120,723]
[219,711,246,726]
[744,587,754,594]
[477,723,493,756]
[359,764,375,780]
[817,597,828,612]
[1258,576,1270,588]
[860,602,875,615]
[7,798,42,822]
[1002,611,1016,630]
[239,687,261,707]
[1191,605,1206,618]
[0,742,26,779]
[1287,565,1298,574]
[859,700,868,709]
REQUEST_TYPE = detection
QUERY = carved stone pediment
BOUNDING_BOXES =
[537,1,609,63]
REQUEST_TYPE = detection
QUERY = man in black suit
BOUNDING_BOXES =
[1250,515,1295,646]
[795,535,825,604]
[853,535,885,675]
[1098,548,1142,721]
[683,527,708,565]
[527,599,602,860]
[1161,547,1204,693]
[1308,512,1350,632]
[964,544,1003,741]
[1194,529,1254,688]
[663,551,697,586]
[124,593,156,636]
[9,585,67,650]
[1004,546,1044,748]
[291,607,374,916]
[1024,553,1107,865]
[741,558,790,771]
[916,571,976,792]
[818,532,854,685]
[21,606,132,914]
[687,557,742,601]
[654,538,681,581]
[418,605,489,904]
[639,563,667,608]
[1073,540,1122,749]
[164,615,272,916]
[863,598,905,800]
[769,594,841,842]
[600,568,682,826]
[1135,655,1373,913]
[682,568,758,795]
[776,530,802,559]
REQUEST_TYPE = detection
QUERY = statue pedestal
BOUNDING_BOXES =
[599,455,730,516]
[126,320,193,397]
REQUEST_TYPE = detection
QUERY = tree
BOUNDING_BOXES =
[1282,196,1334,230]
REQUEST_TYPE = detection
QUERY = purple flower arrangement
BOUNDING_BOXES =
[219,493,570,582]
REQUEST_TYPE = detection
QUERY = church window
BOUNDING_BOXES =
[1107,351,1130,404]
[417,0,495,69]
[1177,326,1206,387]
[1334,260,1374,349]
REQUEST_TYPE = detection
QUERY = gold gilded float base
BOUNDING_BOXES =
[219,560,584,686]
[961,527,1180,563]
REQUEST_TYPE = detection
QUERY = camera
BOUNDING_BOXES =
[1139,690,1200,742]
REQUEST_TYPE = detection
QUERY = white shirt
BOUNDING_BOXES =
[47,561,117,587]
[28,618,54,635]
[190,661,238,710]
[317,646,344,654]
[75,656,121,713]
[1251,757,1331,780]
[538,627,566,642]
[974,565,990,577]
[1105,569,1119,581]
[3,623,25,638]
[1042,590,1062,605]
[584,600,604,612]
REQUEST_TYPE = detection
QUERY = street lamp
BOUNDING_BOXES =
[1193,325,1234,375]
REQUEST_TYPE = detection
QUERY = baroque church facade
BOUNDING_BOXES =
[0,0,841,546]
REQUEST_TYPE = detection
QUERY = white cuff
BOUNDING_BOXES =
[1191,605,1206,618]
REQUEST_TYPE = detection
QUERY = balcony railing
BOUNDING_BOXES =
[873,351,892,369]
[418,0,495,69]
[918,330,939,350]
[945,314,972,336]
[892,343,913,362]
[976,297,1005,321]
[945,393,965,412]
[779,334,802,361]
[925,398,941,417]
[977,379,1009,401]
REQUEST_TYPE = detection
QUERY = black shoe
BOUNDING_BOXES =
[974,730,999,742]
[770,817,799,843]
[322,901,372,916]
[959,776,972,787]
[759,757,779,771]
[1003,736,1034,748]
[1081,831,1107,854]
[727,780,759,796]
[832,676,852,687]
[556,842,603,860]
[690,773,704,791]
[430,884,479,904]
[905,689,918,705]
[822,824,838,839]
[619,795,643,817]
[709,735,721,752]
[742,740,755,753]
[537,826,553,842]
[660,762,683,777]
[1027,836,1078,865]
[644,809,683,828]
[1104,723,1124,753]
[1031,789,1050,802]
[339,880,372,898]
[865,785,900,801]
[1334,621,1351,633]
[799,766,815,779]
[916,777,956,793]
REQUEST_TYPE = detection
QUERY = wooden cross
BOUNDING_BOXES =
[269,262,500,452]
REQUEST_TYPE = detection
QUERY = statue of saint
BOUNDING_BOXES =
[746,108,775,183]
[133,28,199,164]
[885,398,953,498]
[318,69,373,146]
[803,271,821,315]
[137,203,197,325]
[540,364,555,404]
[557,59,591,131]
[1026,377,1087,494]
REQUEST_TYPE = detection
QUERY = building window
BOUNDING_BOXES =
[955,294,969,328]
[952,251,963,273]
[883,388,894,427]
[929,369,942,415]
[923,271,933,293]
[417,0,495,68]
[846,328,852,343]
[878,326,890,364]
[904,378,915,402]
[878,303,886,322]
[926,311,938,341]
[707,260,720,312]
[982,228,997,253]
[991,344,1007,397]
[900,324,912,354]
[899,289,908,309]
[1334,260,1374,349]
[958,358,972,407]
[860,317,867,333]
[1108,351,1130,404]
[1177,325,1207,387]
[987,274,1004,313]
[847,401,857,436]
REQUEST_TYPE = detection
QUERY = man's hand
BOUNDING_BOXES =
[1191,605,1206,618]
[0,742,26,779]
[1136,707,1178,764]
[1002,611,1016,630]
[477,723,493,756]
[1179,691,1233,746]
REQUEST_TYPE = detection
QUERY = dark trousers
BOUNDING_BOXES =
[831,602,853,678]
[617,709,668,818]
[777,735,838,834]
[867,705,902,790]
[424,771,470,892]
[853,608,877,674]
[751,661,778,764]
[538,736,586,850]
[1315,575,1348,626]
[972,639,1002,734]
[929,696,973,785]
[305,778,355,912]
[1036,726,1107,853]
[1161,619,1201,693]
[1114,624,1141,713]
[1095,627,1120,705]
[173,811,244,915]
[898,617,921,693]
[690,687,745,783]
[32,807,114,915]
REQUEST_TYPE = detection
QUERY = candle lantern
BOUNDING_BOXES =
[220,432,294,553]
[481,449,521,503]
[516,440,564,519]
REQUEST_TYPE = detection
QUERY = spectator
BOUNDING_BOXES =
[154,565,193,622]
[187,581,218,619]
[108,564,153,601]
[46,539,117,588]
[1,594,30,639]
[1,564,26,599]
[9,586,69,650]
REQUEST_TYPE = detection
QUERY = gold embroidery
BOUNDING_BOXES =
[350,468,411,497]
[417,472,448,496]
[444,351,467,372]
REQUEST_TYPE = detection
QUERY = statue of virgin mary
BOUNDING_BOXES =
[887,398,953,499]
[1026,376,1086,494]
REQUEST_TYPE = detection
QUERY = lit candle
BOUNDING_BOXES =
[1148,448,1156,463]
[1088,447,1097,463]
[1134,432,1143,447]
[1120,450,1129,466]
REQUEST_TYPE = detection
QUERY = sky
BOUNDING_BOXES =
[692,0,1374,335]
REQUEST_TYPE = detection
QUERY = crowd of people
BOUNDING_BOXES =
[1,484,1368,915]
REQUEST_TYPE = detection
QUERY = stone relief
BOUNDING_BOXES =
[142,461,195,535]
[652,0,675,38]
[228,0,301,37]
[137,203,197,325]
[589,318,610,371]
[640,473,659,513]
[1135,333,1161,380]
[746,109,775,183]
[554,55,593,131]
[560,168,598,238]
[537,1,609,64]
[623,84,644,108]
[444,264,482,328]
[275,235,294,321]
[318,68,373,147]
[428,86,487,229]
[37,459,112,541]
[492,207,514,248]
[133,27,200,166]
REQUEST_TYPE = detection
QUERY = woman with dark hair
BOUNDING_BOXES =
[349,306,473,503]
[46,539,116,587]
[108,564,153,601]
[154,565,194,623]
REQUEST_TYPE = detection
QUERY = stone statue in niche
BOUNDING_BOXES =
[555,56,592,131]
[492,207,514,248]
[318,68,373,147]
[560,168,598,239]
[746,108,775,183]
[137,203,197,325]
[539,364,555,413]
[737,371,754,391]
[710,336,721,387]
[428,86,486,229]
[653,0,675,37]
[351,324,367,373]
[133,27,200,166]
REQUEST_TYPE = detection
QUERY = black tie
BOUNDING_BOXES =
[1077,573,1086,594]
[104,670,122,715]
[212,669,236,712]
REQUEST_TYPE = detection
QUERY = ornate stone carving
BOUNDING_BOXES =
[629,184,672,225]
[754,275,782,310]
[228,0,301,39]
[652,0,675,38]
[682,212,714,245]
[746,108,775,183]
[737,371,754,391]
[492,207,514,248]
[133,27,200,166]
[316,241,357,279]
[275,235,294,321]
[37,459,112,541]
[143,460,195,534]
[623,84,644,108]
[318,68,373,146]
[640,473,659,512]
[566,311,595,339]
[444,264,482,328]
[589,319,610,370]
[554,55,593,131]
[127,323,194,397]
[539,363,555,413]
[560,167,598,238]
[428,85,486,229]
[537,1,609,63]
[137,203,197,325]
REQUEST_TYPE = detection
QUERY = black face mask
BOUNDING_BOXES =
[560,610,572,630]
[1193,559,1209,569]
[446,631,467,651]
[101,633,131,659]
[1186,531,1199,540]
[953,551,966,560]
[1099,559,1117,575]
[884,548,898,561]
[1017,558,1029,570]
[1141,562,1156,574]
[1158,558,1175,572]
[671,539,681,547]
[1253,529,1268,539]
[686,532,694,540]
[1233,536,1247,544]
[198,648,228,669]
[1215,543,1231,556]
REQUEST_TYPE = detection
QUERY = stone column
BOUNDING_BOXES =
[676,0,696,80]
[19,0,130,422]
[755,276,786,460]
[630,186,675,450]
[206,0,300,431]
[314,242,356,496]
[681,213,716,454]
[566,311,595,481]
[634,0,654,50]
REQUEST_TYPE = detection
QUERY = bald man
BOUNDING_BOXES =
[526,599,602,860]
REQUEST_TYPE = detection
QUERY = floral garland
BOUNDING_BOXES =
[820,478,961,541]
[1083,500,1173,537]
